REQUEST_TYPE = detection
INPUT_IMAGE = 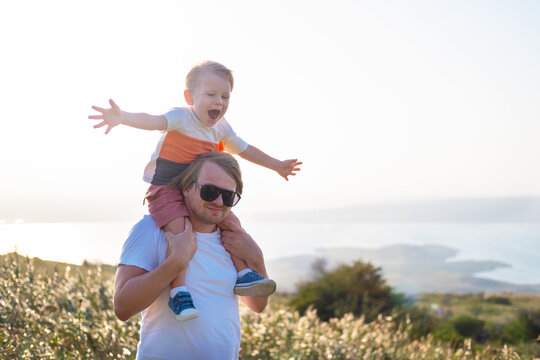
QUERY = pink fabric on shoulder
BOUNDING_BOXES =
[145,185,189,228]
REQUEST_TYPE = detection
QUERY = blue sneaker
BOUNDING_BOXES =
[234,271,276,296]
[168,291,199,321]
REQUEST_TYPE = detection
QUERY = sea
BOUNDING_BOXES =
[0,220,539,285]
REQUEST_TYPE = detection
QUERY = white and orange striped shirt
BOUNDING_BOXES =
[143,107,248,186]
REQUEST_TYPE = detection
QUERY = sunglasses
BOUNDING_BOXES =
[194,183,241,207]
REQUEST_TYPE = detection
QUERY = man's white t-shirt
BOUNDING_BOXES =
[119,215,241,360]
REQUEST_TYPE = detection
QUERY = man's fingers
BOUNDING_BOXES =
[93,121,106,129]
[88,115,104,120]
[164,231,174,243]
[220,219,242,232]
[219,221,235,232]
[220,232,237,246]
[105,126,112,135]
[109,98,119,109]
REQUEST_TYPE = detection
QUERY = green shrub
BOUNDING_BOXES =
[503,310,540,344]
[394,304,443,339]
[486,296,512,306]
[452,314,486,338]
[289,259,394,322]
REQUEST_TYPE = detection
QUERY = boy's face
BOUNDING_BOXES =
[185,72,231,127]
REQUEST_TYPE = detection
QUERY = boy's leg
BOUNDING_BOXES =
[219,212,277,297]
[146,185,198,321]
[164,217,187,292]
[163,216,199,321]
[230,254,248,272]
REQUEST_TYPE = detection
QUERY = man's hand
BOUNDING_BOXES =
[221,220,270,313]
[275,158,302,181]
[220,220,263,271]
[89,99,123,134]
[165,218,198,272]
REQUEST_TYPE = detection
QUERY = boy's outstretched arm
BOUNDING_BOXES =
[239,145,302,181]
[89,99,167,134]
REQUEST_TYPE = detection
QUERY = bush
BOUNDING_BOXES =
[486,296,512,306]
[393,305,443,339]
[452,315,486,338]
[289,259,394,322]
[503,310,540,344]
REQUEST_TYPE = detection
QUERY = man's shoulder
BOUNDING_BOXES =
[131,214,160,232]
[119,215,165,271]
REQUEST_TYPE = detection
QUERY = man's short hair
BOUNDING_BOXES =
[185,60,234,92]
[170,151,243,195]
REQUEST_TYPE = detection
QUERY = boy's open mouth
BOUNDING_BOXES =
[208,109,220,121]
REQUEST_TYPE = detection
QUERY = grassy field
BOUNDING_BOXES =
[0,252,537,359]
[416,292,540,324]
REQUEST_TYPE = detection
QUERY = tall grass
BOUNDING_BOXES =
[0,254,525,359]
[0,254,138,359]
[240,305,522,359]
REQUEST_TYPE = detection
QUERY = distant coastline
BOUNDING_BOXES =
[267,244,540,295]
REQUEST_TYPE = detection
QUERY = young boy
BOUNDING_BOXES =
[90,61,301,321]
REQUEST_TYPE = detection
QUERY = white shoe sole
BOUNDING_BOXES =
[234,279,276,296]
[174,308,199,321]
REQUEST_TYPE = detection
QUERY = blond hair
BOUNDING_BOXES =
[170,151,243,195]
[185,60,234,92]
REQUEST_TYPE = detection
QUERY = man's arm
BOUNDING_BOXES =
[239,145,302,181]
[89,98,167,134]
[114,220,197,321]
[220,220,270,313]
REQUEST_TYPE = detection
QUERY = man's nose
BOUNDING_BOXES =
[211,194,224,205]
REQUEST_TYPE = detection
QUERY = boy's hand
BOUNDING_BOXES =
[276,159,302,181]
[89,99,123,134]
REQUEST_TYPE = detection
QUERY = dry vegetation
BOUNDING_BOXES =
[0,253,533,359]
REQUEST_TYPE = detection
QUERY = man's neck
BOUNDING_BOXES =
[190,218,218,233]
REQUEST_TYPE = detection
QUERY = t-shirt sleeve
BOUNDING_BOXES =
[163,107,188,131]
[220,119,249,154]
[118,216,164,272]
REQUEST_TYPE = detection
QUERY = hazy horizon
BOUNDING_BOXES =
[2,196,539,224]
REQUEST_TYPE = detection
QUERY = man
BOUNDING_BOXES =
[114,151,270,359]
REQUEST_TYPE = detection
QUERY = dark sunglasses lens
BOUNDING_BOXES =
[200,185,220,202]
[200,185,238,207]
[220,191,235,207]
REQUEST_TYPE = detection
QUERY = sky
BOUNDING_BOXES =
[1,0,539,223]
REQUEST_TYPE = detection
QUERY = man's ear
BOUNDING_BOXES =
[182,187,190,200]
[184,89,194,105]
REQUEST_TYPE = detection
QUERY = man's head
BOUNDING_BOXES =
[184,61,234,127]
[174,151,243,231]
